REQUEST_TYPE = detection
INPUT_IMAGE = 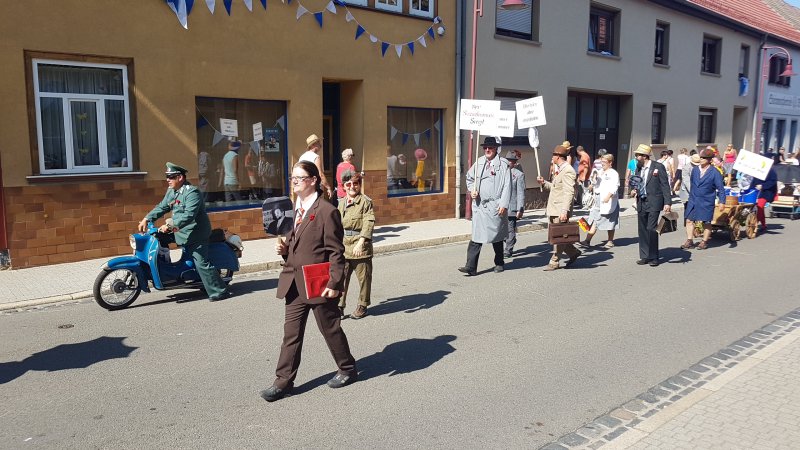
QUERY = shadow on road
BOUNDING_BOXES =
[0,336,138,384]
[293,335,457,394]
[372,225,409,243]
[126,277,279,309]
[367,290,451,316]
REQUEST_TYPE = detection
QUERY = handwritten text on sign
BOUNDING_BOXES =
[459,99,501,131]
[220,118,239,137]
[733,149,774,180]
[515,96,547,128]
[481,110,516,137]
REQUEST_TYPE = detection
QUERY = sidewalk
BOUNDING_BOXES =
[0,198,644,310]
[541,308,800,450]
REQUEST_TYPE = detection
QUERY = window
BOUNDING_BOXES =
[195,97,288,210]
[790,121,797,154]
[739,44,750,78]
[701,35,721,74]
[496,0,538,41]
[698,108,716,144]
[776,119,786,149]
[654,22,669,65]
[31,59,133,174]
[341,0,368,5]
[410,0,434,18]
[495,90,537,145]
[386,107,443,197]
[588,4,618,55]
[652,104,666,145]
[762,118,773,151]
[769,56,792,87]
[375,0,402,13]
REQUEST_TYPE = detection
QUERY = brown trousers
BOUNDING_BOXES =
[273,283,357,389]
[339,257,372,308]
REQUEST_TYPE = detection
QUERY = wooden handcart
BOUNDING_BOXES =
[694,202,758,241]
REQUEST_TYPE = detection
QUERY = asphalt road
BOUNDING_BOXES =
[1,215,798,449]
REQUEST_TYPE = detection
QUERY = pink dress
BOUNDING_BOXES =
[336,162,357,198]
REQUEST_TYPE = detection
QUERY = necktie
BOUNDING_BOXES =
[295,207,304,229]
[640,167,648,198]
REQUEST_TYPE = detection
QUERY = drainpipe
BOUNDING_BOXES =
[455,0,466,218]
[752,34,768,153]
[0,152,9,268]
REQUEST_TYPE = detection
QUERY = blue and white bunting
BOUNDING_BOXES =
[243,0,253,12]
[407,42,415,55]
[260,0,267,9]
[223,0,232,15]
[418,36,427,48]
[326,1,337,14]
[355,25,365,40]
[314,11,323,27]
[205,0,215,13]
[381,42,390,57]
[296,4,308,19]
[394,44,402,58]
[166,0,188,29]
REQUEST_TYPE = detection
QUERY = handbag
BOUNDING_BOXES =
[656,212,679,235]
[548,221,580,245]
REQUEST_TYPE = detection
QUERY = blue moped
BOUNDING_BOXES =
[93,223,242,310]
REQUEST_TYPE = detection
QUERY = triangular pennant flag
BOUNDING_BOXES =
[243,0,253,12]
[287,0,292,3]
[402,133,409,145]
[223,0,232,14]
[314,11,324,27]
[418,36,427,48]
[355,25,365,40]
[395,44,402,58]
[413,134,420,146]
[433,119,440,131]
[369,34,378,43]
[205,0,215,13]
[427,27,435,40]
[407,41,415,55]
[275,115,286,130]
[345,11,354,22]
[326,1,337,14]
[177,0,189,29]
[250,141,260,153]
[186,0,195,14]
[260,0,267,9]
[433,16,440,24]
[390,126,398,140]
[381,42,390,57]
[296,4,308,19]
[424,129,431,140]
[212,130,225,146]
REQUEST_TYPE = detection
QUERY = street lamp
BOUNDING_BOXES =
[754,45,797,155]
[466,0,530,219]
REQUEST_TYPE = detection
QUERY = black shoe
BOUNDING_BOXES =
[503,251,512,258]
[649,260,660,267]
[636,259,650,265]
[565,250,582,267]
[458,266,477,276]
[494,265,504,273]
[209,290,231,302]
[260,385,292,402]
[338,306,346,319]
[327,372,358,389]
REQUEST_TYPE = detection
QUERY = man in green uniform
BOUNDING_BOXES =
[337,170,375,319]
[138,162,230,301]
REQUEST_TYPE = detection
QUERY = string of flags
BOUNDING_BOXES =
[390,119,441,146]
[196,105,285,153]
[164,0,444,58]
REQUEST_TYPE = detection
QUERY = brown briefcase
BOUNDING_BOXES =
[548,221,580,245]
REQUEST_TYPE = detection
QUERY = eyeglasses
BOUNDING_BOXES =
[344,181,361,187]
[166,174,181,180]
[290,176,311,183]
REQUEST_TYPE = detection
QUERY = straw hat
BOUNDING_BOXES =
[634,144,652,156]
[689,154,701,165]
[306,134,322,148]
[561,140,573,149]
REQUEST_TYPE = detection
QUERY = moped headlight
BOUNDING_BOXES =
[129,234,136,250]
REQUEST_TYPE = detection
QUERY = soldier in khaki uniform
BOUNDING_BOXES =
[337,170,375,319]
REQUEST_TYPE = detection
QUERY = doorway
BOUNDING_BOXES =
[566,92,621,161]
[322,82,341,186]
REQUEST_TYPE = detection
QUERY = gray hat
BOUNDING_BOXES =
[504,151,518,161]
[165,162,188,175]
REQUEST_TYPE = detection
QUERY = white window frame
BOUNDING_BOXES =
[375,0,403,14]
[32,58,133,175]
[341,0,368,5]
[409,0,434,18]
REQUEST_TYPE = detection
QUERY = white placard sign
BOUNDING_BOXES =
[220,118,238,137]
[481,110,516,137]
[459,99,501,131]
[515,96,547,128]
[733,149,774,180]
[252,122,263,142]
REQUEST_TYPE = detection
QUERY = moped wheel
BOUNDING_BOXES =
[93,269,141,310]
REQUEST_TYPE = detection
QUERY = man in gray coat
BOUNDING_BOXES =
[504,151,526,257]
[459,137,512,276]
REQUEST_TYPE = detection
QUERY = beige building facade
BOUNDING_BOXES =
[0,1,456,268]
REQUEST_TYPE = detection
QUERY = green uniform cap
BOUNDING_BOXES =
[165,162,188,175]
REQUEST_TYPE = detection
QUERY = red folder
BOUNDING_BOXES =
[302,262,331,299]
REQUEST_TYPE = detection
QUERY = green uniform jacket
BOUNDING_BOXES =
[337,194,375,260]
[145,183,211,246]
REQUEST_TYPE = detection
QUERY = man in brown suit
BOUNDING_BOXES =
[260,160,357,402]
[537,144,582,271]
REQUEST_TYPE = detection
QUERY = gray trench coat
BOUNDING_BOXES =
[466,155,512,243]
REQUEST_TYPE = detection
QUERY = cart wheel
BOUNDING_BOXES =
[746,212,758,239]
[730,220,741,242]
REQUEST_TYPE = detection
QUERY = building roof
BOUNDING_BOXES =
[688,0,800,46]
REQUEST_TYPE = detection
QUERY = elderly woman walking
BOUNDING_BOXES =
[335,148,357,200]
[579,154,620,248]
[682,148,725,250]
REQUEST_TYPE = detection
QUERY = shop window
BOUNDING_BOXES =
[386,107,443,197]
[496,0,538,41]
[701,35,721,74]
[410,0,434,18]
[769,56,792,87]
[588,4,619,55]
[195,97,288,210]
[375,0,402,13]
[31,59,133,174]
[654,21,669,65]
[698,108,716,144]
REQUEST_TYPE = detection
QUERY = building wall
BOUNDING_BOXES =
[465,0,760,179]
[760,44,800,153]
[0,1,456,268]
